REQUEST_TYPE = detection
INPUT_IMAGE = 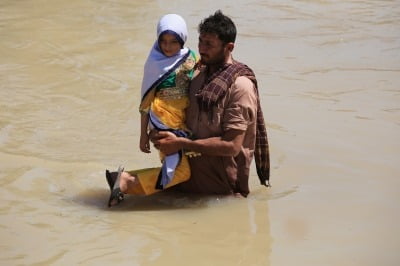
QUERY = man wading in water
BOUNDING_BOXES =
[108,10,270,205]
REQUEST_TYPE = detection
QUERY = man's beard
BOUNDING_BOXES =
[200,49,225,67]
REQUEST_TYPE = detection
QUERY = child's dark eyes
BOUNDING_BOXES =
[160,40,179,45]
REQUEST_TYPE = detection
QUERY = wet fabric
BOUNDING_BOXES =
[139,14,197,188]
[141,50,197,188]
[195,61,271,186]
[179,67,259,196]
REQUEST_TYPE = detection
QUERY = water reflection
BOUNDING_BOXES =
[2,0,399,264]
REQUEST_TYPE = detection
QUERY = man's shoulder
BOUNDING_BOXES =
[233,76,255,91]
[230,75,257,106]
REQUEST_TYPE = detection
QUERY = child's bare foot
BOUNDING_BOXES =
[119,171,137,193]
[106,168,139,207]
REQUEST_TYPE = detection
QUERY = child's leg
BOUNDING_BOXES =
[119,171,138,194]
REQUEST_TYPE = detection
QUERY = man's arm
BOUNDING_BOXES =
[151,76,256,157]
[151,129,245,157]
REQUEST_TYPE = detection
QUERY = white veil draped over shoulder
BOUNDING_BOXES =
[140,14,189,100]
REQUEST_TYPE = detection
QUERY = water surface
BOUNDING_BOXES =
[1,0,399,265]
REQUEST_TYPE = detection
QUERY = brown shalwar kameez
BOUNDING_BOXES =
[177,68,258,197]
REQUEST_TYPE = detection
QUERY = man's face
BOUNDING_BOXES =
[198,32,227,66]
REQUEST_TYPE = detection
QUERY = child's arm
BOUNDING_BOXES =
[140,113,151,153]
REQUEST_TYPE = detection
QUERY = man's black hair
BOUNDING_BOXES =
[198,10,237,44]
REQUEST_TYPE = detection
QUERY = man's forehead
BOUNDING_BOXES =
[199,32,220,41]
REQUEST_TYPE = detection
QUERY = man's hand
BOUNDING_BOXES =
[150,130,183,155]
[149,128,246,157]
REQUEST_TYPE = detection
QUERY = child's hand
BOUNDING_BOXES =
[140,133,151,153]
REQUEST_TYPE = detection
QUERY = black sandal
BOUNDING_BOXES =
[105,170,118,190]
[107,166,124,207]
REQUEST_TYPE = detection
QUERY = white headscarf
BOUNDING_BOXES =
[140,14,189,100]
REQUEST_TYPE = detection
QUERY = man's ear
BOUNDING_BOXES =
[225,42,234,52]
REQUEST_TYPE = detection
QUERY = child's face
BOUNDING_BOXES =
[159,33,181,57]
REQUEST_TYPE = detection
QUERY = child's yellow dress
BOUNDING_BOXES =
[130,50,197,195]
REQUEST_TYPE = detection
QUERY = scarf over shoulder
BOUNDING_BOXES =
[195,61,271,186]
